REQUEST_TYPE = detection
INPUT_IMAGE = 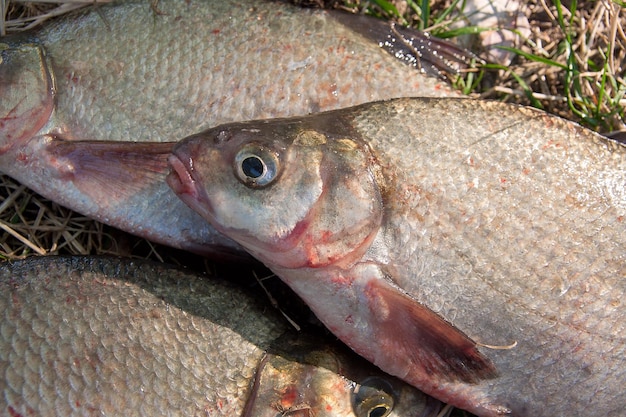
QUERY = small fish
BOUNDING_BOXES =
[0,0,474,257]
[168,97,626,417]
[0,255,442,417]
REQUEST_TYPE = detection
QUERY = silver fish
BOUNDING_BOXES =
[168,97,626,417]
[0,255,441,416]
[0,0,472,257]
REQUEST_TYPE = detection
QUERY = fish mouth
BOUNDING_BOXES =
[166,152,215,224]
[166,153,196,198]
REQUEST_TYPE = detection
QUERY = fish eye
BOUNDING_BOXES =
[234,144,280,188]
[352,377,395,417]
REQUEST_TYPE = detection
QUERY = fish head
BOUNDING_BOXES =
[168,114,384,269]
[0,35,54,155]
[244,334,442,417]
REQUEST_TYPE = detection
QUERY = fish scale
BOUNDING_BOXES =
[369,99,625,411]
[168,97,626,416]
[36,0,459,142]
[0,255,441,416]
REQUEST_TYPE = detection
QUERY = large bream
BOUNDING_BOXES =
[168,97,626,417]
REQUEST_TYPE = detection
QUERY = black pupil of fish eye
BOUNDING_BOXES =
[369,406,389,417]
[242,156,265,178]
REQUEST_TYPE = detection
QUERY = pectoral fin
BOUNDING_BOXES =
[365,278,497,384]
[46,139,175,199]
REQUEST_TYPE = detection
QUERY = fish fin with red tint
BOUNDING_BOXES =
[46,139,175,199]
[366,278,498,384]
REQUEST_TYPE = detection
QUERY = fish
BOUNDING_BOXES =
[167,97,626,417]
[0,0,475,258]
[0,255,443,417]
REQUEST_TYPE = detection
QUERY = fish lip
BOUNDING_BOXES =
[166,153,195,198]
[166,152,215,222]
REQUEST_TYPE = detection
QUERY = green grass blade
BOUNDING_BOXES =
[368,0,401,18]
[497,46,568,70]
[432,0,464,26]
[436,25,488,38]
[420,0,430,30]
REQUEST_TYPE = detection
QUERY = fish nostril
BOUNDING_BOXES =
[214,129,232,144]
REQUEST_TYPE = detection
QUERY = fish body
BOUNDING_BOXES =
[0,0,469,256]
[168,97,626,416]
[0,255,441,416]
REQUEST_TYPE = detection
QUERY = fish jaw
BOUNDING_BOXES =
[168,119,384,269]
[243,353,363,417]
[0,36,54,154]
[244,342,443,417]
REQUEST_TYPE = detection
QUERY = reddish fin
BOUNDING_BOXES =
[366,279,497,384]
[46,139,175,198]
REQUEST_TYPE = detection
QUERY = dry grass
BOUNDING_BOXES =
[345,0,626,132]
[0,173,172,260]
[1,0,113,35]
[479,0,626,132]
